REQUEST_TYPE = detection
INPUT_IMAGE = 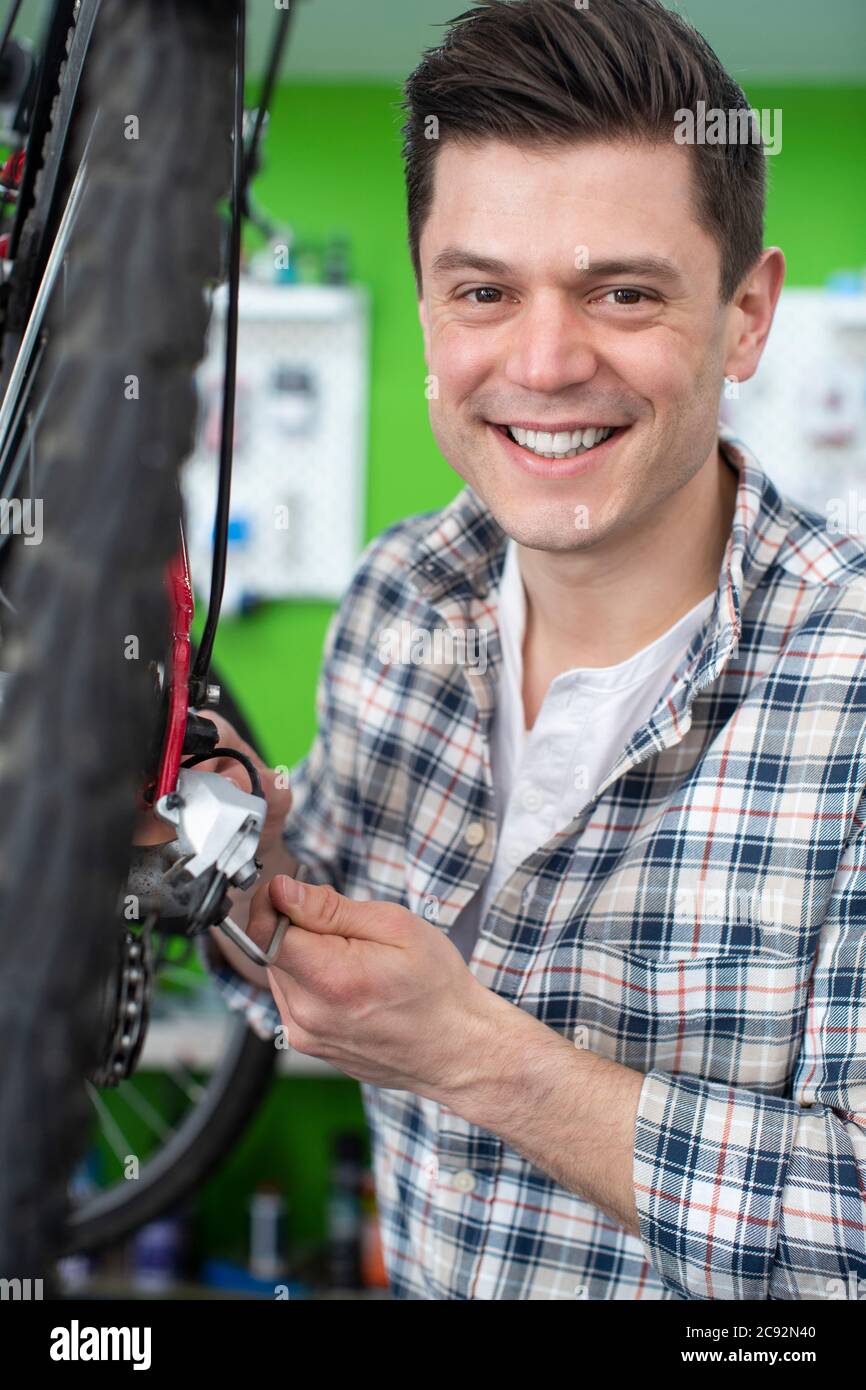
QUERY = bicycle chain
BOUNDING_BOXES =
[89,916,154,1087]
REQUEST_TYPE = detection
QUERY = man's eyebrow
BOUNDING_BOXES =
[580,256,684,285]
[429,247,685,286]
[430,248,513,277]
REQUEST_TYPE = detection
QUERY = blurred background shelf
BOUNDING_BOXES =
[63,1278,393,1302]
[140,1015,339,1077]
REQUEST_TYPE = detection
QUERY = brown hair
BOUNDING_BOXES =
[400,0,766,302]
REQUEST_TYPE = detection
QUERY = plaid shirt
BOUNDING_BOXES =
[206,426,866,1300]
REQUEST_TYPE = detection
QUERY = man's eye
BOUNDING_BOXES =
[600,288,652,306]
[460,286,504,305]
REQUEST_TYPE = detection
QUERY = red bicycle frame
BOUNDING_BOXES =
[154,527,195,802]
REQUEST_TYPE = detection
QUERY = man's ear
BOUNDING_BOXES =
[723,247,786,388]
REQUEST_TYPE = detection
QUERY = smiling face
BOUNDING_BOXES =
[417,137,766,552]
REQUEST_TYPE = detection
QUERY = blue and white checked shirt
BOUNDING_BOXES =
[206,427,866,1300]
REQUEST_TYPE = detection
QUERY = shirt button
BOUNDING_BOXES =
[452,1169,476,1194]
[521,786,543,812]
[506,844,523,867]
[464,821,486,847]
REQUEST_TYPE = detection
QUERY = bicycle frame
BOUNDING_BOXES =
[155,532,195,802]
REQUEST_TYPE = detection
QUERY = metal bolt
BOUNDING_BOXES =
[205,684,221,706]
[234,861,258,891]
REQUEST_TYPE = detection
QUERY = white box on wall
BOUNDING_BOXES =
[182,279,370,613]
[720,288,866,522]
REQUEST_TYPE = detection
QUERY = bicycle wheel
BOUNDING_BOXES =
[67,660,278,1257]
[0,0,237,1288]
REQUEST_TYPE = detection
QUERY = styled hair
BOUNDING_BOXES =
[400,0,766,302]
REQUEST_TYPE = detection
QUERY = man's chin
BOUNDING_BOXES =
[475,488,602,552]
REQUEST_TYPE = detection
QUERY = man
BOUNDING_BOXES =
[203,0,866,1299]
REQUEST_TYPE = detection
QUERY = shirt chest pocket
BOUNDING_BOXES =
[572,839,813,958]
[520,928,815,1092]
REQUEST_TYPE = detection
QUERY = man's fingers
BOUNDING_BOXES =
[194,709,266,771]
[192,710,292,817]
[268,875,400,943]
[212,764,251,792]
[132,807,176,846]
[246,877,330,980]
[245,878,289,959]
[247,876,280,932]
[191,714,260,790]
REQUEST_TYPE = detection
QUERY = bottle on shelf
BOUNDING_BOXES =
[326,1131,365,1291]
[248,1182,289,1283]
[360,1168,389,1290]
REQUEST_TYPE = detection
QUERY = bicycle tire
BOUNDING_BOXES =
[0,0,236,1287]
[68,659,279,1256]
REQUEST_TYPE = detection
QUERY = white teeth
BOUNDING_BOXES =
[507,424,614,458]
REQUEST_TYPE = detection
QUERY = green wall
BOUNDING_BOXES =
[190,80,866,1271]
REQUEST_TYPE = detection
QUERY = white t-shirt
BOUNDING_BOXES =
[447,538,717,964]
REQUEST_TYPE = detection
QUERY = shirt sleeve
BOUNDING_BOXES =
[279,603,361,893]
[632,810,866,1300]
[196,931,282,1042]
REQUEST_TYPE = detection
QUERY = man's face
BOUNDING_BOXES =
[417,137,753,551]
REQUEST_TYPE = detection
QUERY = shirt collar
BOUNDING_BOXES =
[498,533,717,693]
[408,425,793,698]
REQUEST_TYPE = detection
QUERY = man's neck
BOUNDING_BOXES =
[517,446,739,728]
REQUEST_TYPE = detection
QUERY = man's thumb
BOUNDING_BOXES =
[269,875,386,941]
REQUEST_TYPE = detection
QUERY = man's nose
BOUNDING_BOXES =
[501,290,598,395]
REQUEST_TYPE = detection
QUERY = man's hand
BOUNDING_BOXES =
[246,873,504,1100]
[197,708,298,985]
[249,875,643,1234]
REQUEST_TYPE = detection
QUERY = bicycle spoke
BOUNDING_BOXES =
[84,1082,134,1170]
[164,1061,207,1107]
[0,338,55,532]
[113,1080,172,1144]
